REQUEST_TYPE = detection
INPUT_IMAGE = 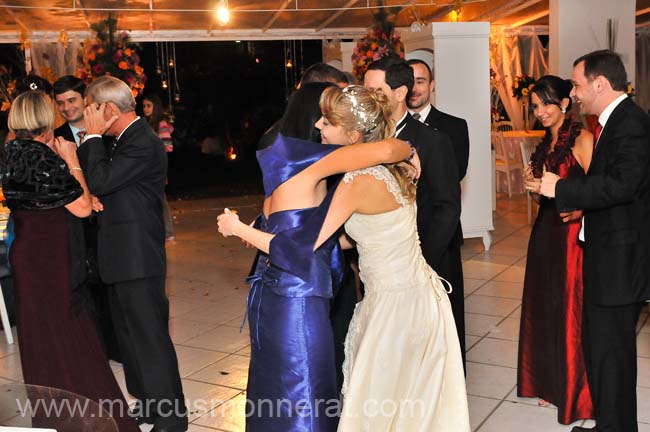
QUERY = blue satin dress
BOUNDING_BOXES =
[245,135,344,431]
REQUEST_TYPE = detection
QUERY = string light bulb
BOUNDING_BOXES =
[162,79,168,89]
[168,58,175,68]
[286,59,293,68]
[216,0,230,25]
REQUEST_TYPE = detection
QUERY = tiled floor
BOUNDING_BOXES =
[1,193,649,431]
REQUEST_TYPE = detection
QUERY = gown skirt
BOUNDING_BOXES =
[10,208,139,432]
[517,196,593,424]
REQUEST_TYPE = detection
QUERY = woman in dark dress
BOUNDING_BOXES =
[1,91,139,431]
[517,75,595,425]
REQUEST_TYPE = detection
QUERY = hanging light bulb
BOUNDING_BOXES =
[168,58,175,68]
[162,79,168,89]
[216,0,230,25]
[156,65,162,75]
[286,58,293,68]
[174,92,181,103]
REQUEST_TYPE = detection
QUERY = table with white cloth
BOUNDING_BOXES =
[495,130,544,194]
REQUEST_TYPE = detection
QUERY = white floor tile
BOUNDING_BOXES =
[466,338,519,368]
[466,362,517,399]
[188,354,249,391]
[465,295,520,317]
[479,400,579,432]
[467,395,500,431]
[475,280,524,300]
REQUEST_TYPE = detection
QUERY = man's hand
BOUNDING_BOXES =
[539,172,560,198]
[83,103,118,136]
[559,209,582,223]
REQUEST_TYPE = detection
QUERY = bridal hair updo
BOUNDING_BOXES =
[319,85,416,202]
[8,90,55,140]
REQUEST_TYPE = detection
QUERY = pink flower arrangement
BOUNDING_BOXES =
[78,15,146,97]
[352,27,404,81]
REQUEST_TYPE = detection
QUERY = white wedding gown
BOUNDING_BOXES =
[338,166,470,432]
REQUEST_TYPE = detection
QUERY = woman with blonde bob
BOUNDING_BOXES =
[1,91,139,431]
[218,85,469,431]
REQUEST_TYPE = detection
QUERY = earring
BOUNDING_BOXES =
[561,107,566,114]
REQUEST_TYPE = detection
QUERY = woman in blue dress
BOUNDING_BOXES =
[232,83,415,431]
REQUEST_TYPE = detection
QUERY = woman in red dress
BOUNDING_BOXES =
[517,75,594,424]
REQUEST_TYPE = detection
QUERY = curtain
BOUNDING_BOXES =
[490,28,548,129]
[30,38,82,82]
[636,31,650,112]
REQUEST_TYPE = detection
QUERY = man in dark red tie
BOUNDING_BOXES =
[540,50,650,432]
[53,76,88,147]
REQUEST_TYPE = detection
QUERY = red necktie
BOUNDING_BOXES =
[594,123,603,147]
[77,130,87,143]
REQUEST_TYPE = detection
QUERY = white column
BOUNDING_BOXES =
[340,41,356,73]
[432,22,493,250]
[549,0,636,84]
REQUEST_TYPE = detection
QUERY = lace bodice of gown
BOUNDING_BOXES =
[343,165,436,294]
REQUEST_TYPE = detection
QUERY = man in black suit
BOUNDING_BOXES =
[540,50,650,432]
[407,59,468,367]
[79,76,187,432]
[53,76,88,145]
[52,76,122,363]
[364,58,463,362]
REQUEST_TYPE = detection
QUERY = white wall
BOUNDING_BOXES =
[549,0,636,83]
[432,22,494,249]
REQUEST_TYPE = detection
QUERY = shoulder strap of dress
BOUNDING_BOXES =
[343,165,408,206]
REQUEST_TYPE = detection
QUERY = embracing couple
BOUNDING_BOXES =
[217,73,469,431]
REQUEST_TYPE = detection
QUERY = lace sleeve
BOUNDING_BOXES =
[343,165,408,206]
[1,139,83,210]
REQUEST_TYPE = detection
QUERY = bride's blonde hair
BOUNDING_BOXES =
[319,85,416,202]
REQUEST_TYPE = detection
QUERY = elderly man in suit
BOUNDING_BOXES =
[78,76,187,432]
[541,50,650,432]
[52,75,122,363]
[364,57,464,365]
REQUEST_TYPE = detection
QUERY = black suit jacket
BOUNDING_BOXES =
[54,123,75,142]
[556,98,650,306]
[398,115,461,269]
[77,118,167,284]
[423,106,470,181]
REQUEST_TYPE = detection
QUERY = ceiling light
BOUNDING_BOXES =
[216,0,230,25]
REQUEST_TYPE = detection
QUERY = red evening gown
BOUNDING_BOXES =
[517,120,594,424]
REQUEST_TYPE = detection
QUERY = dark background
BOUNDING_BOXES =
[0,40,324,198]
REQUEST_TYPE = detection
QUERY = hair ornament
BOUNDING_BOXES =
[341,85,379,133]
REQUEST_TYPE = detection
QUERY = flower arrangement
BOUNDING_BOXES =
[511,74,536,100]
[351,6,404,81]
[78,14,146,97]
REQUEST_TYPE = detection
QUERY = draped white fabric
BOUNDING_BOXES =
[635,31,650,112]
[490,28,548,129]
[30,39,82,81]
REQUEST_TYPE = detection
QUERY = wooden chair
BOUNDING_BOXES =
[492,131,521,198]
[494,120,515,132]
[520,139,539,225]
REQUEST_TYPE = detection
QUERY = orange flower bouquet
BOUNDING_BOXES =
[78,14,146,97]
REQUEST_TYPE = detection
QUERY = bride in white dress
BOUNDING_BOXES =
[218,85,469,432]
